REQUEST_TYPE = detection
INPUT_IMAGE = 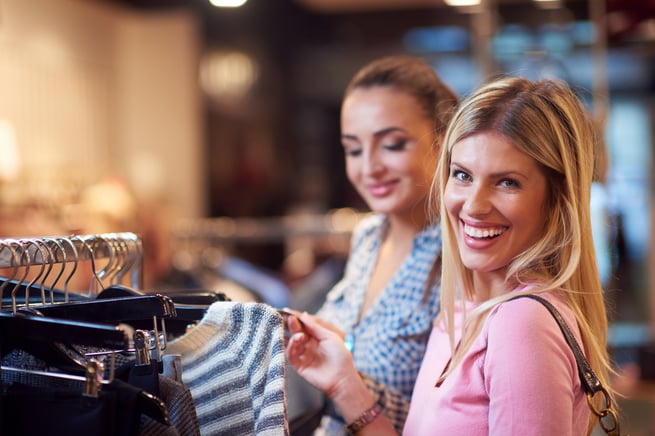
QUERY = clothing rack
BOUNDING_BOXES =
[173,208,364,244]
[172,209,364,287]
[0,231,289,435]
[0,232,144,309]
[0,231,209,435]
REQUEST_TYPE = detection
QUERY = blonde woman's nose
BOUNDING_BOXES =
[463,184,493,216]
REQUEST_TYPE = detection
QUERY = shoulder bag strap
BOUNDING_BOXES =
[510,294,620,435]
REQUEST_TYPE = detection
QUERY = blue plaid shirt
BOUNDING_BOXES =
[316,213,442,434]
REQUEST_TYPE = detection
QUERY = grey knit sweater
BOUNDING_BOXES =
[164,302,289,436]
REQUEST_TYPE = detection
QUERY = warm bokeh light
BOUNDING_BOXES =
[199,50,259,98]
[0,120,21,182]
[208,0,247,7]
[443,0,480,6]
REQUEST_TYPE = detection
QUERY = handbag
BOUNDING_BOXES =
[511,294,621,436]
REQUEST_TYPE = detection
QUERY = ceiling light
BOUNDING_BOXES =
[209,0,247,7]
[533,0,562,9]
[444,0,481,6]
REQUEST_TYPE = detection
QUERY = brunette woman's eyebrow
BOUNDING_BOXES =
[341,126,406,143]
[341,133,359,142]
[372,126,406,138]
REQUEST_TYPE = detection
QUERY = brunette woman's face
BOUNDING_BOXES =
[444,132,548,280]
[340,87,436,220]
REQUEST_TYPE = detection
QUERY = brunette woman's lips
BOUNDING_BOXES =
[367,181,396,197]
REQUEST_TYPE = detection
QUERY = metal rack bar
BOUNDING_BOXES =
[0,232,143,289]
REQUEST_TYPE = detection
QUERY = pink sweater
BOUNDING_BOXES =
[404,292,589,435]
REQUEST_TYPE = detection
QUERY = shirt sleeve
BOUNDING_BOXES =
[484,297,582,436]
[360,372,409,435]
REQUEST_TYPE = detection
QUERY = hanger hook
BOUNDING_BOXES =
[98,234,122,286]
[10,239,34,311]
[115,233,138,287]
[132,233,144,289]
[92,234,112,288]
[71,234,105,296]
[0,240,21,313]
[43,237,67,304]
[60,236,79,303]
[22,239,49,306]
[35,238,55,305]
[114,235,132,286]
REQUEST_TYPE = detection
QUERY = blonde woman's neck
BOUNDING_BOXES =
[471,271,510,303]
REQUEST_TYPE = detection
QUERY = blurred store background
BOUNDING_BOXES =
[0,0,654,432]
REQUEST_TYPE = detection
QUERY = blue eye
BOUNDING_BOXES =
[499,178,520,188]
[451,169,471,182]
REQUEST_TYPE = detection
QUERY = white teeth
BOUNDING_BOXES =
[464,224,506,239]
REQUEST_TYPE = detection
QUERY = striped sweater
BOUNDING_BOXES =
[164,302,289,436]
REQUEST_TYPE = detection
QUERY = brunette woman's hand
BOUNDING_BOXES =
[280,308,346,341]
[284,311,358,398]
[283,311,396,434]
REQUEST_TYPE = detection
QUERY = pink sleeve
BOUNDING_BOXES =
[484,297,583,436]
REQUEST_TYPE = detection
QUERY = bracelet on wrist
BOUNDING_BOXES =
[345,402,383,434]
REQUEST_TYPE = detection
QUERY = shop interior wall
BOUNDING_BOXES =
[0,0,206,239]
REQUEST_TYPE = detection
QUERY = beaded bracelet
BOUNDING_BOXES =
[345,402,383,434]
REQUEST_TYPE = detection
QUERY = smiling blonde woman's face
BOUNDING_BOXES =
[444,131,548,280]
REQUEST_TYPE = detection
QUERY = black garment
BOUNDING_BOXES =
[2,378,144,436]
[116,359,200,436]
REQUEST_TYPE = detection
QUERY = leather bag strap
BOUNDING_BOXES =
[510,294,620,435]
[511,294,602,395]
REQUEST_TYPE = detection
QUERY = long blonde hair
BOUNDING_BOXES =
[430,77,616,434]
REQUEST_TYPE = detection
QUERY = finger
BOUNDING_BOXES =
[278,308,302,323]
[313,318,346,341]
[287,332,309,365]
[288,315,305,334]
[297,312,336,341]
[280,307,302,317]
